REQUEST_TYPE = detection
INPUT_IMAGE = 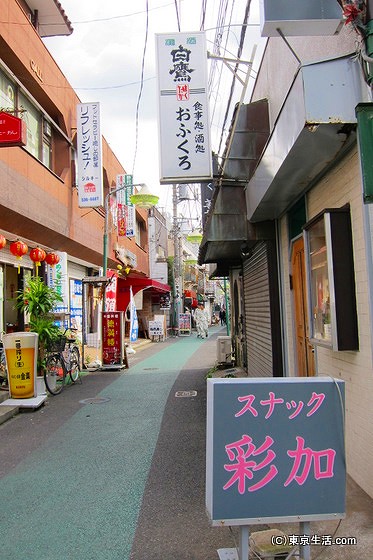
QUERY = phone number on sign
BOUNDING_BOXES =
[271,534,357,546]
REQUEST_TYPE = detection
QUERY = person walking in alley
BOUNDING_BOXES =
[219,307,226,325]
[194,303,209,339]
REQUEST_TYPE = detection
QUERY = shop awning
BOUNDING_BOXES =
[246,55,365,222]
[116,277,171,311]
[198,100,270,271]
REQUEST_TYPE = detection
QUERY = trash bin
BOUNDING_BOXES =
[3,332,38,399]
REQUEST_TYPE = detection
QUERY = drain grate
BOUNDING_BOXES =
[79,397,111,405]
[217,549,238,560]
[175,390,197,398]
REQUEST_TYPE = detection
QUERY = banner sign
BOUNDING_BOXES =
[0,111,27,147]
[47,251,69,317]
[105,270,118,312]
[156,31,212,184]
[69,279,83,330]
[129,286,139,343]
[206,377,345,526]
[76,102,103,207]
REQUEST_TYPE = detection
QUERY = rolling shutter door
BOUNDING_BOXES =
[243,241,272,377]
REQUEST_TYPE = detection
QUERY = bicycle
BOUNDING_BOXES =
[44,328,82,395]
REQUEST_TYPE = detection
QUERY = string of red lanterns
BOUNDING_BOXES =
[0,237,60,273]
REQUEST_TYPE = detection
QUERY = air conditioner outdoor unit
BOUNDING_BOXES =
[217,336,231,363]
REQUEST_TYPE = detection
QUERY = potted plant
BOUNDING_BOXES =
[16,276,63,374]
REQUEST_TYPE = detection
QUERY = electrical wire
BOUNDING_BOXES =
[70,1,180,24]
[200,0,207,31]
[217,0,252,157]
[174,0,181,31]
[131,0,149,177]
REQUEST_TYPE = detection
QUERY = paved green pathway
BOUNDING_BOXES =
[0,335,208,560]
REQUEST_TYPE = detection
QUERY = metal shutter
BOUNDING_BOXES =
[243,241,272,377]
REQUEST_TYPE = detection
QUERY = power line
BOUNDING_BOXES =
[131,0,150,177]
[71,1,180,24]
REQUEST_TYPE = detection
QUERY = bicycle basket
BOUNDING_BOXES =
[47,335,67,352]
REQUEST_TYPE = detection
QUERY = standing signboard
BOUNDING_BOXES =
[3,332,38,398]
[148,320,164,340]
[206,377,345,526]
[101,311,127,369]
[178,312,191,336]
[156,31,212,184]
[76,102,103,208]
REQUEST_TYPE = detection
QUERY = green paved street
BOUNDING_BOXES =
[0,332,219,560]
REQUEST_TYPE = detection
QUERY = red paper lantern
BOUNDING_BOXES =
[45,252,60,267]
[10,240,28,273]
[30,247,46,276]
[0,235,6,249]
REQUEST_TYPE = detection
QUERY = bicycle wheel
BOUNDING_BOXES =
[45,354,65,395]
[69,359,81,383]
[71,346,81,369]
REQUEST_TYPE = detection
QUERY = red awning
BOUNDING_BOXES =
[116,276,171,311]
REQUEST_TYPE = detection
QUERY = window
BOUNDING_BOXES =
[19,93,41,159]
[0,70,15,112]
[18,92,53,169]
[304,206,359,351]
[135,217,147,249]
[1,66,59,173]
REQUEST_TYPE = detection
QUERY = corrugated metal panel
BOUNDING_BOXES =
[243,242,272,377]
[68,261,87,280]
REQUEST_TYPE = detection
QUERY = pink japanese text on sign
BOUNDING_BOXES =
[206,377,345,526]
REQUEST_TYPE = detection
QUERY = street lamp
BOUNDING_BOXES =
[130,184,160,209]
[187,228,203,244]
[102,182,146,276]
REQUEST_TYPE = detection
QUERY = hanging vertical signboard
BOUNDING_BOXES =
[76,102,103,207]
[116,174,127,237]
[125,174,135,238]
[115,174,135,237]
[206,377,346,526]
[156,31,212,184]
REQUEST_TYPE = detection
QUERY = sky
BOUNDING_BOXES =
[44,0,265,214]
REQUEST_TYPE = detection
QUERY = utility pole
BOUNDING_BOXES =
[172,184,181,333]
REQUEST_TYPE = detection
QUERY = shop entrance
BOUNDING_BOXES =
[1,265,30,333]
[291,237,315,377]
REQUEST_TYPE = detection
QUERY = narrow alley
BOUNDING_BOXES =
[1,326,373,560]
